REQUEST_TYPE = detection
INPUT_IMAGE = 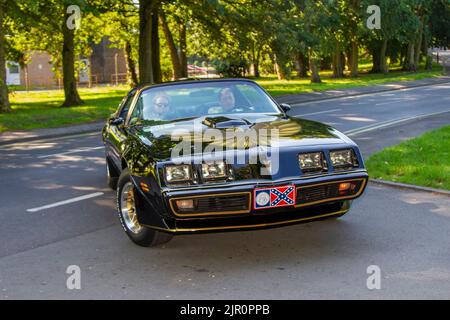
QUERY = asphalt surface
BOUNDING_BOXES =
[0,82,449,299]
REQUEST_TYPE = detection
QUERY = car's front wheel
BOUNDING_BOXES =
[117,169,173,247]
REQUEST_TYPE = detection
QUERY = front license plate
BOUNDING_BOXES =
[254,185,296,210]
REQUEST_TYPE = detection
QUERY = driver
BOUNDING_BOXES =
[147,93,172,120]
[208,88,237,114]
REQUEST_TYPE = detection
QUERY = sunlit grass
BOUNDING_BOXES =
[258,65,444,97]
[366,126,450,190]
[2,86,129,132]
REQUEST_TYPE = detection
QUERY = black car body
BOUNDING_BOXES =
[103,79,368,246]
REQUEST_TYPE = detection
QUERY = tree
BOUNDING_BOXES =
[139,0,161,84]
[0,1,10,113]
[61,2,83,106]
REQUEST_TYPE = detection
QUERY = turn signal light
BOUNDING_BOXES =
[339,183,351,192]
[176,200,195,210]
[338,182,356,195]
[140,183,150,192]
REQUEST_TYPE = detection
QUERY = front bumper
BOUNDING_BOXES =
[138,171,368,234]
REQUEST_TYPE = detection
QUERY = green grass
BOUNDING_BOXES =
[1,86,129,132]
[366,126,450,190]
[0,64,445,133]
[258,64,444,97]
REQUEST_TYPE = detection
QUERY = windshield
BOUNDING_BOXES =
[129,81,281,123]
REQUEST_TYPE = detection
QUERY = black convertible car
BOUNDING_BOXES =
[103,79,368,247]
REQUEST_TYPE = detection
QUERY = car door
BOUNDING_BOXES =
[105,90,136,173]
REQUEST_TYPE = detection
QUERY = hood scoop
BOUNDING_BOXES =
[202,116,252,129]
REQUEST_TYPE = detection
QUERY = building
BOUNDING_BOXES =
[5,37,127,89]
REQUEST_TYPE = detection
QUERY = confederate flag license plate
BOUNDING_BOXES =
[254,185,296,210]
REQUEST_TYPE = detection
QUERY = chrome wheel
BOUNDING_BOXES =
[120,182,143,234]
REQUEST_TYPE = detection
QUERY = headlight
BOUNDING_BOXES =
[330,149,358,169]
[201,161,228,181]
[299,152,326,172]
[165,165,193,184]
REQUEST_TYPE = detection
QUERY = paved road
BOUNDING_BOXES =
[0,83,449,299]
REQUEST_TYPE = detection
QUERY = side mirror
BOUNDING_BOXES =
[109,117,125,126]
[280,103,292,113]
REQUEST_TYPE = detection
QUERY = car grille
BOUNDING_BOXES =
[296,180,364,206]
[171,193,251,216]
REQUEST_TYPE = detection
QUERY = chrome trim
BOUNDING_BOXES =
[145,210,348,233]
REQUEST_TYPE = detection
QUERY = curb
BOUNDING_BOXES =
[369,179,450,197]
[280,78,450,105]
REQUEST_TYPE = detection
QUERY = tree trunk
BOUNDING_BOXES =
[371,46,381,73]
[124,41,138,87]
[414,19,424,68]
[179,24,188,78]
[274,55,286,80]
[309,48,321,83]
[296,52,308,78]
[404,42,416,71]
[348,0,360,77]
[0,4,11,113]
[380,39,389,74]
[160,11,182,80]
[251,45,261,78]
[151,4,161,83]
[252,62,260,78]
[350,40,359,77]
[332,42,344,78]
[61,6,83,107]
[139,0,154,84]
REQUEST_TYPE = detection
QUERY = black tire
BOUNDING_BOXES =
[106,158,118,190]
[116,169,173,247]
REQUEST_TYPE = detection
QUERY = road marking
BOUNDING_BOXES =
[27,192,105,213]
[38,146,104,159]
[374,101,396,106]
[297,109,341,117]
[345,110,450,137]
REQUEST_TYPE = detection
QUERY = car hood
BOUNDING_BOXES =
[130,113,352,161]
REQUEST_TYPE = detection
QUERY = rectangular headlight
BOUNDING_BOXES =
[299,152,325,172]
[201,161,228,180]
[165,165,193,184]
[330,149,357,169]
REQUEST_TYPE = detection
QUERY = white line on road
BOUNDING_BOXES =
[345,110,450,137]
[27,192,105,213]
[297,109,342,117]
[38,146,104,159]
[374,101,396,106]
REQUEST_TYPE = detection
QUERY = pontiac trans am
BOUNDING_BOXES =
[102,79,368,247]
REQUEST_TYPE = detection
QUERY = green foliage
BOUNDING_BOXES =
[213,56,248,77]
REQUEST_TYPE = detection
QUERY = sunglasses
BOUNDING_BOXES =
[155,102,169,108]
